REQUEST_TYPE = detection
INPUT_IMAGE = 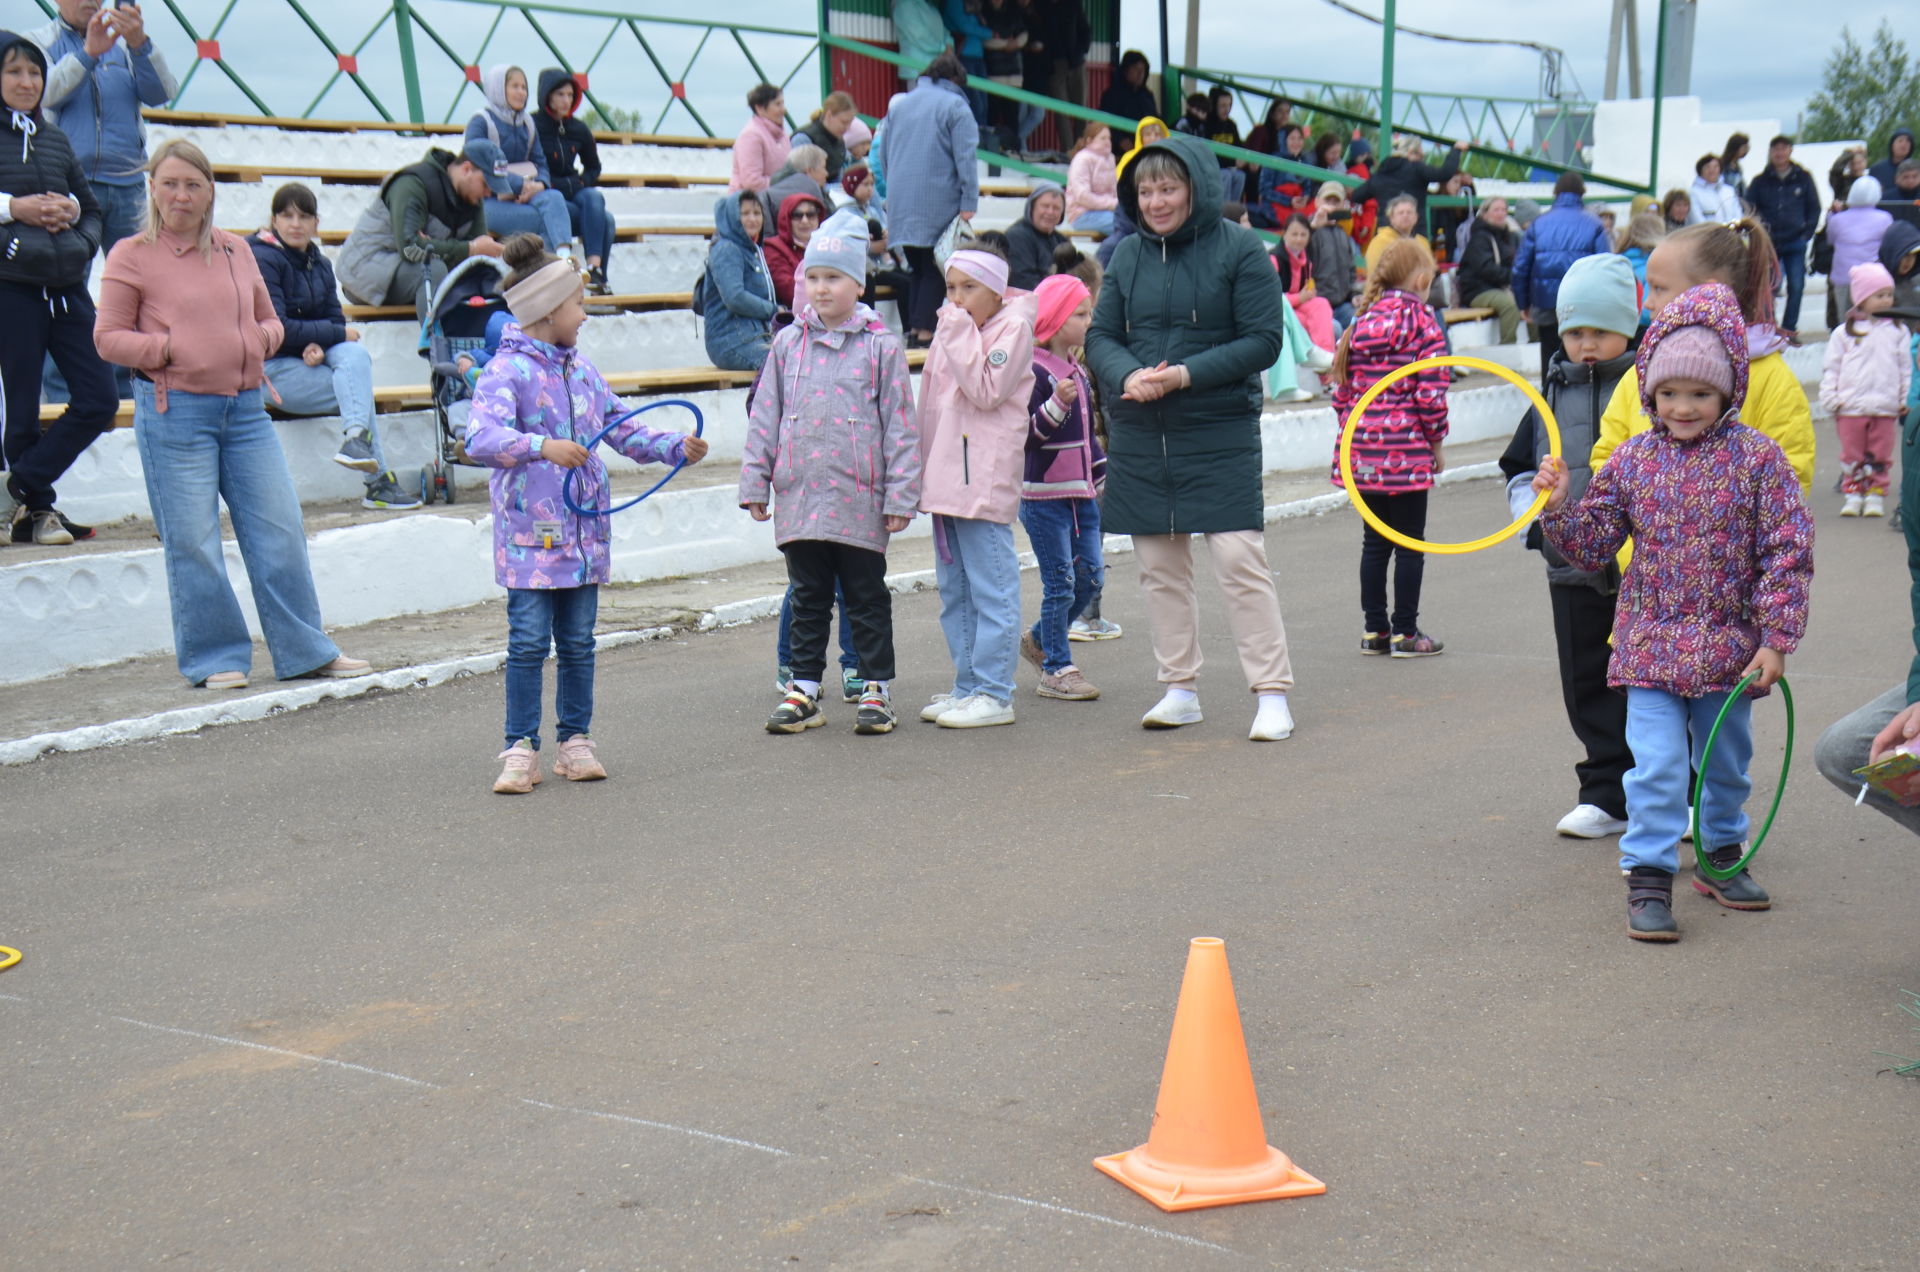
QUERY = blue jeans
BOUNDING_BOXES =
[264,343,384,470]
[1019,497,1103,673]
[777,582,858,671]
[565,187,615,263]
[1776,240,1808,332]
[132,383,339,684]
[484,189,575,254]
[1070,210,1114,234]
[705,329,773,372]
[960,54,989,124]
[934,515,1020,703]
[505,584,599,749]
[1620,686,1754,873]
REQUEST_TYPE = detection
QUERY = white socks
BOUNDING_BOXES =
[1164,686,1199,703]
[793,679,821,698]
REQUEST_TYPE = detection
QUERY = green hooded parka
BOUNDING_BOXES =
[1086,132,1285,534]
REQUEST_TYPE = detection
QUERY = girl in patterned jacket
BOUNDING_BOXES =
[740,210,922,736]
[1535,283,1814,943]
[467,235,709,793]
[1329,235,1450,657]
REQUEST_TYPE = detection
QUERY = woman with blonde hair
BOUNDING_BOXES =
[94,139,368,690]
[1616,209,1666,331]
[796,89,860,181]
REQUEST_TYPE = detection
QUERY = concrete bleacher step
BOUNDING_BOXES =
[9,376,1549,687]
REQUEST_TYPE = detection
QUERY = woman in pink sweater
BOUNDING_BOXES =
[1064,121,1117,234]
[94,140,367,690]
[729,83,792,195]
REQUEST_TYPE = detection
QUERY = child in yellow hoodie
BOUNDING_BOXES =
[1591,218,1815,495]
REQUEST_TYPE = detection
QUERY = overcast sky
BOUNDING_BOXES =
[66,0,1913,135]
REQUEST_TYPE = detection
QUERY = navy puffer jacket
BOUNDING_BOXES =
[0,30,102,290]
[247,230,348,359]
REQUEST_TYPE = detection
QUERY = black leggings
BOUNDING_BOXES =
[1358,488,1429,637]
[903,245,944,334]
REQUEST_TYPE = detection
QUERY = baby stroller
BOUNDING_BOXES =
[418,255,511,505]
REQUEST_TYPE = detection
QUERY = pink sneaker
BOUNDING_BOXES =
[552,735,608,781]
[493,740,542,794]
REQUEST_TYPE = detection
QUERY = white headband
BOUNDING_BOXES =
[505,259,580,326]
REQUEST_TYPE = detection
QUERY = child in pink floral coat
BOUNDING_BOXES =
[1536,282,1814,942]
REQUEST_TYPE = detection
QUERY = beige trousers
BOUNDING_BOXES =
[1132,531,1295,694]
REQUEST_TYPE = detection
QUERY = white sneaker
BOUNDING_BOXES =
[936,694,1015,728]
[1141,690,1204,729]
[1282,387,1317,403]
[920,692,962,722]
[1249,697,1294,741]
[1865,493,1886,517]
[1556,804,1629,839]
[1841,494,1864,517]
[1069,617,1124,641]
[1302,342,1335,372]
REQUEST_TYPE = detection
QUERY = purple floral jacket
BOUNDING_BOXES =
[1540,284,1814,698]
[466,326,690,588]
[738,301,921,552]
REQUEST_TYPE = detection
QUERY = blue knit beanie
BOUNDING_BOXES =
[1555,253,1641,339]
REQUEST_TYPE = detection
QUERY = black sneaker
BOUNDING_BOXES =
[1359,630,1391,655]
[587,265,611,295]
[1391,630,1445,658]
[334,430,379,472]
[1691,845,1771,910]
[766,686,825,734]
[1625,867,1679,942]
[854,686,896,734]
[362,471,423,510]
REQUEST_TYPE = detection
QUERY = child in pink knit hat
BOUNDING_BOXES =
[1534,282,1814,943]
[1818,260,1912,516]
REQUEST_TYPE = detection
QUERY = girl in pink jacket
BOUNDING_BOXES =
[1819,262,1914,517]
[916,242,1038,728]
[1065,122,1118,234]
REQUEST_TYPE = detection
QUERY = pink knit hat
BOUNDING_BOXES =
[1644,325,1734,399]
[1849,261,1896,301]
[1031,274,1091,343]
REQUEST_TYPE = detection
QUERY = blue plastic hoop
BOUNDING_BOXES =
[561,399,705,517]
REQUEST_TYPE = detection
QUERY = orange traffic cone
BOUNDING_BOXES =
[1094,937,1325,1211]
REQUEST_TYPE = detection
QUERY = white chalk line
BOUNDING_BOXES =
[5,995,1254,1252]
[518,1097,793,1157]
[110,1014,445,1089]
[902,1175,1242,1256]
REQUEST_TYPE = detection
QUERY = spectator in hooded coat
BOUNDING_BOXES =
[462,65,575,257]
[762,192,826,313]
[1868,127,1915,194]
[698,190,777,372]
[1829,177,1894,314]
[532,69,613,294]
[1005,183,1070,290]
[1096,49,1157,154]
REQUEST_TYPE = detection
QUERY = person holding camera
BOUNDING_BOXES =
[1307,181,1360,329]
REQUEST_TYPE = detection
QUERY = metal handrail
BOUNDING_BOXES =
[27,0,820,135]
[1172,64,1647,196]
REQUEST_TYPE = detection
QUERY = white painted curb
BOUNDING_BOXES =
[0,467,1506,766]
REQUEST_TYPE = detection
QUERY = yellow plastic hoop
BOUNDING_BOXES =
[0,946,19,973]
[1338,354,1562,555]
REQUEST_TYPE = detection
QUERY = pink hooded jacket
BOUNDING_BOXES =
[1819,315,1915,419]
[916,292,1038,523]
[1065,133,1117,224]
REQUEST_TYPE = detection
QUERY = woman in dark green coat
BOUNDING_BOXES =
[1086,132,1298,741]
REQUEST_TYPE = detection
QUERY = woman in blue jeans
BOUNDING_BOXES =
[93,140,367,690]
[534,69,616,294]
[464,66,575,259]
[247,183,419,510]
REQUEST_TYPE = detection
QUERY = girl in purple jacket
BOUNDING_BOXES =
[1329,235,1450,657]
[467,235,709,793]
[1535,284,1814,942]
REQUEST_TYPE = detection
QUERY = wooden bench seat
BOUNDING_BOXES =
[50,349,933,429]
[339,292,695,321]
[1442,306,1497,324]
[146,107,731,149]
[213,163,726,189]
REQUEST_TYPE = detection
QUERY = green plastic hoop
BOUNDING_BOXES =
[1691,671,1794,881]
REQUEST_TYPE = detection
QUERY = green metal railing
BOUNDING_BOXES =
[29,0,820,136]
[1170,64,1647,196]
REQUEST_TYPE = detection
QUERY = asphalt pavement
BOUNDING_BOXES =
[4,473,1917,1271]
